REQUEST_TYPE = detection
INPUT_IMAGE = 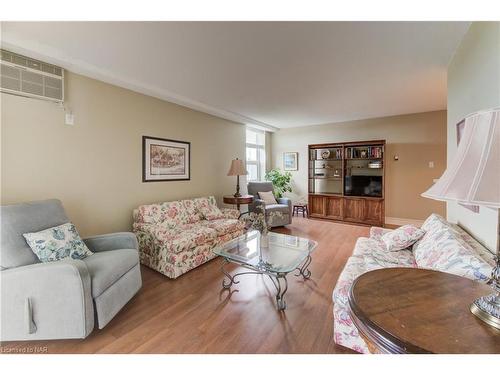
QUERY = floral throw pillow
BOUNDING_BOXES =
[413,227,492,282]
[23,223,93,262]
[381,224,425,252]
[194,196,225,221]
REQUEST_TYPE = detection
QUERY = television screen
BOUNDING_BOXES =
[344,175,382,197]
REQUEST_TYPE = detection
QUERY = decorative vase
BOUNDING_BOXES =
[260,232,269,248]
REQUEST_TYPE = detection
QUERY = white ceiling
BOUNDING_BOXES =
[1,22,470,129]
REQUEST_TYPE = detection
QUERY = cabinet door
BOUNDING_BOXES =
[364,199,384,226]
[309,195,325,217]
[325,196,343,220]
[343,198,365,222]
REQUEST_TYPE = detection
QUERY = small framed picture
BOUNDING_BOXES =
[283,152,298,171]
[142,136,190,182]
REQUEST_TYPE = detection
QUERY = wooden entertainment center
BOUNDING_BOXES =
[308,140,385,226]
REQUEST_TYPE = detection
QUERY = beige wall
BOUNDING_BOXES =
[447,22,500,251]
[1,72,245,237]
[265,130,273,173]
[271,111,447,222]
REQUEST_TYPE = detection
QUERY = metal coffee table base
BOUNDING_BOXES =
[220,255,312,310]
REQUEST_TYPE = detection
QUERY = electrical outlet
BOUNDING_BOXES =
[428,161,434,168]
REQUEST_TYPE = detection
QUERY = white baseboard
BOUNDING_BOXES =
[385,217,425,227]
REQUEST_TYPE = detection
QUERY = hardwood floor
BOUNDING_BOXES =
[1,217,369,354]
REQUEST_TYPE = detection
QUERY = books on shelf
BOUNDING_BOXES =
[315,148,342,159]
[346,145,383,159]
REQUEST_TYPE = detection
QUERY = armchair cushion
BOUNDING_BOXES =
[23,223,93,263]
[258,191,278,205]
[83,249,139,297]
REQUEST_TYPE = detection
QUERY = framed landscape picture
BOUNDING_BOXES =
[283,152,298,171]
[142,136,190,182]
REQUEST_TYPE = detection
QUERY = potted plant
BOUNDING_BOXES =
[264,168,292,199]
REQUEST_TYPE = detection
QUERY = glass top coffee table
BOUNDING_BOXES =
[213,230,318,310]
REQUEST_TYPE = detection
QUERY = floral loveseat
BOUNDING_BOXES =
[133,196,245,278]
[332,214,495,354]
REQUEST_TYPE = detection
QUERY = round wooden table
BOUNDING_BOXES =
[348,268,500,354]
[223,195,253,217]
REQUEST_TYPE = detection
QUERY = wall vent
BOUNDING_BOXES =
[0,49,64,103]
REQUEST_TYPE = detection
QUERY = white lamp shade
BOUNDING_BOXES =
[422,108,500,207]
[227,158,248,176]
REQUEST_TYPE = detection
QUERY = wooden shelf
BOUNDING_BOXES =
[309,192,343,196]
[344,195,384,200]
[311,176,342,180]
[349,167,383,170]
[312,167,342,170]
[346,157,383,161]
[312,158,343,161]
[308,140,385,226]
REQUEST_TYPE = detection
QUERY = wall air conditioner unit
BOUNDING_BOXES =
[0,49,64,103]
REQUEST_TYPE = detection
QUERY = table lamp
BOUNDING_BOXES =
[227,158,247,198]
[422,108,500,329]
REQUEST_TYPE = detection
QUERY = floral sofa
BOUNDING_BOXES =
[332,214,495,354]
[133,196,245,278]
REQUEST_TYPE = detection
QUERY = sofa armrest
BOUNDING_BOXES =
[0,259,94,340]
[83,232,138,252]
[277,197,292,212]
[370,226,392,241]
[220,208,240,220]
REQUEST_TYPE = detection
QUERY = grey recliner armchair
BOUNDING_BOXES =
[247,181,292,227]
[0,199,142,341]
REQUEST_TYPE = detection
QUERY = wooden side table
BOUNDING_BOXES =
[223,195,253,218]
[348,268,500,354]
